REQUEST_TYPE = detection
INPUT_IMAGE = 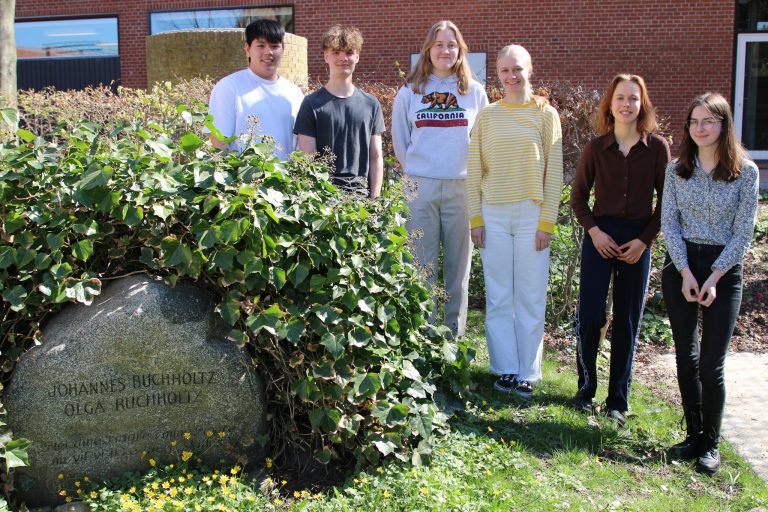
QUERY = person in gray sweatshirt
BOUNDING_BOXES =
[392,20,488,337]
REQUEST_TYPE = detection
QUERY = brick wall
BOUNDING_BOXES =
[16,0,735,150]
[294,0,735,151]
[146,30,307,89]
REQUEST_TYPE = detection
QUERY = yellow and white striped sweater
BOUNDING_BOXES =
[467,99,563,233]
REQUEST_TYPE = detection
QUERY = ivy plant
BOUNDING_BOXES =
[0,104,473,471]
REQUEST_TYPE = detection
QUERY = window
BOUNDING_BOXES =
[409,53,488,85]
[16,17,118,59]
[738,0,768,32]
[150,6,293,35]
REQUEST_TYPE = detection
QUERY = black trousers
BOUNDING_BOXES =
[661,242,743,444]
[576,217,651,412]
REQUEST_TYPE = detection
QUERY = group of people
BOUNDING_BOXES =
[209,19,761,477]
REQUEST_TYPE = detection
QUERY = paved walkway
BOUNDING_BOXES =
[655,352,768,481]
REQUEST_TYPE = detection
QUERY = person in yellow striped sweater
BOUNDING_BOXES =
[467,44,563,399]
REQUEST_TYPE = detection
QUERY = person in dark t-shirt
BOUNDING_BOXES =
[294,25,385,197]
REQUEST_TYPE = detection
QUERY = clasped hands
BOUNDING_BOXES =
[588,227,645,264]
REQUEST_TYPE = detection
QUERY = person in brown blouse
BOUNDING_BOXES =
[570,74,671,426]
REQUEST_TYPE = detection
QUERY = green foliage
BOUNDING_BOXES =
[0,101,472,469]
[0,418,30,473]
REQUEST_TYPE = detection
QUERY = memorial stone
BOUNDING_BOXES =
[5,275,267,507]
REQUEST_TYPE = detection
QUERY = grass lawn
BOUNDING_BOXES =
[80,310,768,512]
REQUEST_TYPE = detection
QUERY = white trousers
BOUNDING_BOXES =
[406,176,471,336]
[481,200,550,381]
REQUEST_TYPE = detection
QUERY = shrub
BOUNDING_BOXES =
[0,99,472,477]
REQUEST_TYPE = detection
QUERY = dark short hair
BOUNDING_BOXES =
[245,19,285,46]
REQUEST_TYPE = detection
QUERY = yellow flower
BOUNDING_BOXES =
[420,487,429,496]
[182,451,193,462]
[383,490,392,498]
[178,476,185,483]
[206,431,213,437]
[149,458,156,467]
[129,486,136,494]
[487,426,493,433]
[377,467,383,473]
[169,488,178,497]
[59,490,67,496]
[170,440,177,446]
[161,481,170,489]
[294,490,301,498]
[218,431,226,438]
[248,496,256,502]
[184,486,194,495]
[83,476,90,482]
[493,488,501,496]
[183,432,191,440]
[74,481,81,487]
[281,479,287,485]
[151,482,159,490]
[65,497,72,503]
[265,457,273,468]
[57,473,64,480]
[90,491,98,498]
[230,465,241,474]
[219,475,229,485]
[194,505,202,512]
[274,498,283,506]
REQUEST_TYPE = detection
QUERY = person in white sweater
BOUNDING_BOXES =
[391,20,488,337]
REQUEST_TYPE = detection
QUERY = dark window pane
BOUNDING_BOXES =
[16,18,118,59]
[150,7,293,35]
[738,0,768,32]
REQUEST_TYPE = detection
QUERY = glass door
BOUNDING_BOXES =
[735,34,768,160]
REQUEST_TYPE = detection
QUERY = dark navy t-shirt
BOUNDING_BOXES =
[294,87,385,192]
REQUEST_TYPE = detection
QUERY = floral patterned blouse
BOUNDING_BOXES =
[661,158,759,273]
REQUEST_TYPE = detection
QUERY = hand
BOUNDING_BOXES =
[697,271,723,307]
[471,227,486,249]
[680,268,699,302]
[588,227,620,259]
[535,230,552,251]
[616,239,647,264]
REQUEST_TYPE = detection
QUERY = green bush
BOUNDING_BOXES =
[0,99,472,475]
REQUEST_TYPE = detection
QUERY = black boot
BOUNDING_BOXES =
[668,406,702,460]
[696,411,722,475]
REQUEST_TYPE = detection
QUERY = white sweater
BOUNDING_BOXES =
[391,74,488,179]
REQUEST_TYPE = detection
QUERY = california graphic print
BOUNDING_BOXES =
[416,92,468,128]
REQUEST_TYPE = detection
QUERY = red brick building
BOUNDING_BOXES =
[13,1,768,163]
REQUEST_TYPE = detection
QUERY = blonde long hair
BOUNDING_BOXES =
[407,20,472,95]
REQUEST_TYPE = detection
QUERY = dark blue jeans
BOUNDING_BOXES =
[661,242,742,444]
[576,217,651,412]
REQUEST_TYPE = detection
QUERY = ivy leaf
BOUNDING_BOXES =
[269,266,286,290]
[308,408,341,433]
[400,360,422,380]
[152,203,174,221]
[1,107,19,131]
[320,332,346,359]
[0,247,15,269]
[16,129,35,143]
[71,239,94,262]
[289,262,310,287]
[79,165,110,190]
[3,438,32,471]
[351,372,381,397]
[373,439,397,456]
[3,285,28,311]
[180,132,204,153]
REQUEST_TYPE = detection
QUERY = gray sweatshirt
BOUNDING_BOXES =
[391,74,488,180]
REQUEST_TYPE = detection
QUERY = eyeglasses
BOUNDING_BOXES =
[686,118,721,130]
